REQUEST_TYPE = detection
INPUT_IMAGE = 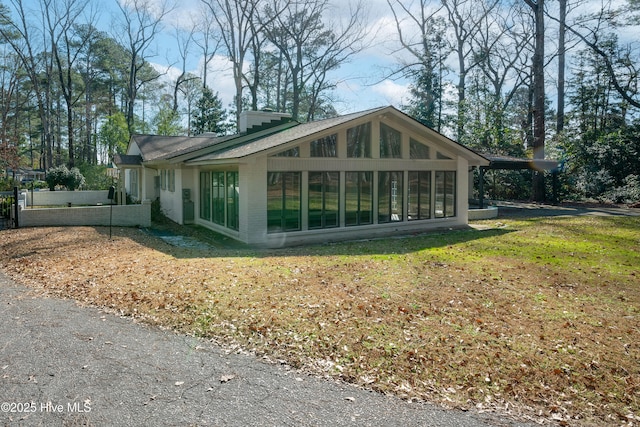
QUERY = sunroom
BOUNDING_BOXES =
[184,106,488,247]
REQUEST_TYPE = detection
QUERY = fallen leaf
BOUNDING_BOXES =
[220,374,236,383]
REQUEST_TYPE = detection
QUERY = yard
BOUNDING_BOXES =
[0,211,638,426]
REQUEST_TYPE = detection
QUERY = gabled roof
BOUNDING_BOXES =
[188,107,387,163]
[121,106,489,167]
[129,134,226,162]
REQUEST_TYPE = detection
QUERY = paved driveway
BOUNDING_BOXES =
[0,272,530,427]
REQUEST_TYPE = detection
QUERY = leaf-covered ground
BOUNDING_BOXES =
[0,215,638,426]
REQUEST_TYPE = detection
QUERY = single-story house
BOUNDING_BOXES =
[114,106,490,247]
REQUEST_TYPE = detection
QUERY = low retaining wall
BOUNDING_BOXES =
[18,202,151,228]
[25,190,112,206]
[468,206,499,220]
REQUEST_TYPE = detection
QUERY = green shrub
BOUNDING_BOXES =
[45,165,86,191]
[604,174,640,204]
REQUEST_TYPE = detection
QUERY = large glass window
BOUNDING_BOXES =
[345,172,373,226]
[435,171,456,218]
[380,123,402,158]
[226,172,239,231]
[410,138,430,159]
[408,171,431,220]
[200,172,211,221]
[201,171,239,230]
[310,134,337,157]
[347,122,371,158]
[378,171,403,223]
[212,172,225,225]
[309,172,339,229]
[267,172,301,233]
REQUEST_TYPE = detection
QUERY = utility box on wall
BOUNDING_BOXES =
[183,188,194,224]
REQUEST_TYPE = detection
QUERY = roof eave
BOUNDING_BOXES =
[169,122,300,164]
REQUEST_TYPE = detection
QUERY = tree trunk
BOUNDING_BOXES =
[527,0,546,202]
[557,0,566,134]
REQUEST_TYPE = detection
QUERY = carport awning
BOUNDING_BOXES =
[476,154,561,209]
[481,154,559,171]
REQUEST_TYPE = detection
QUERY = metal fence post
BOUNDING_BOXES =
[13,186,19,228]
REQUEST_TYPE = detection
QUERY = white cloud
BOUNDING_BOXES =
[372,80,410,106]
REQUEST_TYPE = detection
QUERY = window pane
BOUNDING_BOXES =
[345,172,372,226]
[445,171,456,217]
[212,172,225,225]
[131,170,138,198]
[435,171,456,218]
[324,173,339,227]
[380,123,402,158]
[345,172,358,226]
[410,138,430,159]
[347,123,371,158]
[309,172,339,229]
[267,173,283,232]
[308,172,323,229]
[273,147,299,157]
[267,172,301,233]
[226,172,239,230]
[378,171,403,223]
[200,172,211,220]
[408,171,431,220]
[310,134,337,157]
[284,173,301,231]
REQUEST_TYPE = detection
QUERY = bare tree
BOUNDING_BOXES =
[557,0,567,133]
[0,43,23,174]
[200,0,263,128]
[262,0,369,121]
[442,0,499,141]
[524,0,546,202]
[193,4,222,89]
[474,1,534,149]
[115,0,173,134]
[169,24,199,113]
[179,74,203,135]
[44,0,98,167]
[0,0,56,169]
[547,1,640,110]
[386,0,449,129]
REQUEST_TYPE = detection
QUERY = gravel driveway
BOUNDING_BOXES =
[0,272,530,427]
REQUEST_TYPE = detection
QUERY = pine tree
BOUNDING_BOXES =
[190,87,228,136]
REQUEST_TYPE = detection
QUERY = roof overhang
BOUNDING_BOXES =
[482,155,559,171]
[113,154,143,167]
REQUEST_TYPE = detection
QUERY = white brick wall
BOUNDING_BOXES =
[18,203,151,228]
[239,158,268,244]
[26,190,112,206]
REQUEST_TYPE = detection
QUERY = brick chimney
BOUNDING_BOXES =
[239,109,292,133]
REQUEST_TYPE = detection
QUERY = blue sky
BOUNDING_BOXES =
[143,0,411,114]
[15,0,638,118]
